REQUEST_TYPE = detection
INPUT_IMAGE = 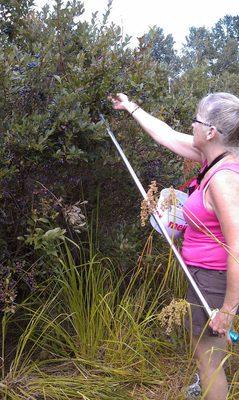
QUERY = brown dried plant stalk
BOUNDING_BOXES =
[160,186,179,211]
[157,299,189,334]
[140,180,159,226]
[140,183,179,227]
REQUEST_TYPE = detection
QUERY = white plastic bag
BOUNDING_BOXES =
[150,188,188,239]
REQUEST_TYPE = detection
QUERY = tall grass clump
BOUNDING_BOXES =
[0,224,194,399]
[1,219,239,399]
[40,235,175,369]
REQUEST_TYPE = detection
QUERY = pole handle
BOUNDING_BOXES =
[211,309,239,343]
[229,330,239,343]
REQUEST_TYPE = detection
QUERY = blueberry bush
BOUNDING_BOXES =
[0,0,238,303]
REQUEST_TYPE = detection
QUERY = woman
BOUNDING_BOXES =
[109,92,239,400]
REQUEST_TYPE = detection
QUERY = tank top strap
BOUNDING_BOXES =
[201,162,239,189]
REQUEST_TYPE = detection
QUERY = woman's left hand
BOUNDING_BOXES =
[209,309,234,341]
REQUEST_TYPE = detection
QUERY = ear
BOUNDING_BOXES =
[206,126,218,141]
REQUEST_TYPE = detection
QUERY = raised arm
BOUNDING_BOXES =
[109,93,202,162]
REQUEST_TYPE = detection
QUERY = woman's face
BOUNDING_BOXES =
[192,114,209,150]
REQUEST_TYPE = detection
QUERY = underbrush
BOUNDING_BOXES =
[0,234,238,399]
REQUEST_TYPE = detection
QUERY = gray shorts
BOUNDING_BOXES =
[185,266,227,336]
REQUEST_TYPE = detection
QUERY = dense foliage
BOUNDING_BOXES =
[0,0,238,304]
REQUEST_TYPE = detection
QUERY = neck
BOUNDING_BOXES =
[197,148,231,185]
[203,146,229,164]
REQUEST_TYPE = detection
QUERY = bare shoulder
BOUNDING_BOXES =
[208,169,239,204]
[210,169,239,189]
[207,168,239,241]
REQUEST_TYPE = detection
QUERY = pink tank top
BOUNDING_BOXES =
[182,163,239,270]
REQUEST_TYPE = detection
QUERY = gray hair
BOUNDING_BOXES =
[197,92,239,148]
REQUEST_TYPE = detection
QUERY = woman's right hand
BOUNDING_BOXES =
[108,93,131,111]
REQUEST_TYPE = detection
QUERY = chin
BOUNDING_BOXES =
[192,141,197,149]
[192,140,201,150]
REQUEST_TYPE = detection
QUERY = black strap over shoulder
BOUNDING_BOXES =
[196,151,229,185]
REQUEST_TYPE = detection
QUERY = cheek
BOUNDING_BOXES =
[193,130,204,148]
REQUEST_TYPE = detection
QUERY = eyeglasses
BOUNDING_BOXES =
[192,118,223,134]
[192,118,211,128]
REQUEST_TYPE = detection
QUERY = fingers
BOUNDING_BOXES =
[117,93,128,102]
[107,94,119,101]
[108,93,128,103]
[209,309,235,342]
[218,329,227,338]
[107,96,118,110]
[107,93,129,111]
[107,94,119,108]
[210,320,227,338]
[107,95,114,102]
[211,328,228,340]
[211,322,228,337]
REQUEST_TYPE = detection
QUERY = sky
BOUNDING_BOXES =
[35,0,239,51]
